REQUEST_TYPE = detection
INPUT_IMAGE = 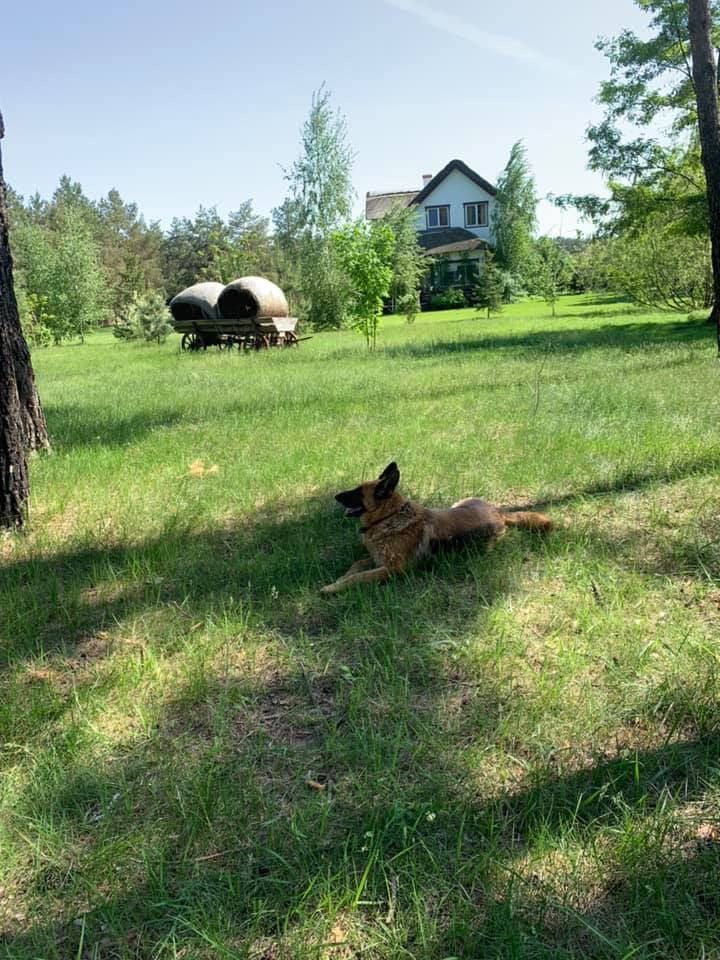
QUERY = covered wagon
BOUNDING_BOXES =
[169,276,303,351]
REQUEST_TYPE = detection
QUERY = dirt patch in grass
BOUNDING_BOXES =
[246,672,337,748]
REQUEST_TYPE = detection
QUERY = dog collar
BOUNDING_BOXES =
[360,510,402,533]
[360,503,412,534]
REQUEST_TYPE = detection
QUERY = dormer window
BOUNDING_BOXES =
[464,202,489,227]
[426,205,450,229]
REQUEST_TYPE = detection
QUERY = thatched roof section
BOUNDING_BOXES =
[365,160,497,222]
[365,191,417,220]
[217,276,289,320]
[169,282,224,327]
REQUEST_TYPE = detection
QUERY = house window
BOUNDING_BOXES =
[464,202,489,228]
[426,205,450,229]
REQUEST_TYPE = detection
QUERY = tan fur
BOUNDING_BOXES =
[321,466,553,594]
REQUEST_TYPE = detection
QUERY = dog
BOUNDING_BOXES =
[320,462,553,594]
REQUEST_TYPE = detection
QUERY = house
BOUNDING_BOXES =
[365,158,497,298]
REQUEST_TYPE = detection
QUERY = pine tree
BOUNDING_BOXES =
[0,110,48,528]
[474,251,504,319]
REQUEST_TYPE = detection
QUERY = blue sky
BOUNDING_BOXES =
[3,0,650,234]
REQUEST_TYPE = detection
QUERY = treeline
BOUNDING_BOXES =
[7,86,427,349]
[7,179,278,345]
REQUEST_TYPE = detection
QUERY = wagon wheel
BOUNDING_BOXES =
[218,336,236,350]
[283,331,299,347]
[254,334,270,350]
[182,332,206,352]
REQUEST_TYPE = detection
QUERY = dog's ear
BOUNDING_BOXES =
[375,462,400,500]
[378,461,398,480]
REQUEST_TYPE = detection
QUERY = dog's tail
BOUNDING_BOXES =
[501,510,553,532]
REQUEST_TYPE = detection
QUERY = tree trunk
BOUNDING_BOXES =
[0,304,28,527]
[688,0,720,353]
[0,109,40,527]
[0,109,49,452]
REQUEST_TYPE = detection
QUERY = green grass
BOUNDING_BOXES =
[1,293,720,958]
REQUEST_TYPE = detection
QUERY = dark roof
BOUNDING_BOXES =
[412,158,497,206]
[365,190,417,220]
[417,228,491,255]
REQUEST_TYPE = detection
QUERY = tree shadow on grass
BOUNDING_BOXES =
[0,495,558,957]
[3,665,719,958]
[3,486,720,956]
[383,317,712,361]
[43,403,185,452]
[503,448,720,514]
[0,490,543,750]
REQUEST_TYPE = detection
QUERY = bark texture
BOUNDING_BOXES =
[0,109,45,526]
[688,0,720,352]
[0,109,49,452]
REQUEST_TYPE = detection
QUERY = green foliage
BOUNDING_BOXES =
[298,237,352,330]
[429,288,467,310]
[9,178,164,331]
[530,237,574,316]
[95,187,165,320]
[281,84,354,237]
[496,267,524,303]
[569,239,618,293]
[474,251,504,318]
[605,225,713,312]
[590,1,720,172]
[12,209,107,343]
[331,219,395,350]
[112,291,173,344]
[559,1,720,237]
[384,204,428,323]
[273,86,355,330]
[162,202,274,295]
[16,288,54,347]
[492,141,538,279]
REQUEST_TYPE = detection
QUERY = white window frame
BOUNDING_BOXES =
[426,205,450,229]
[464,202,489,228]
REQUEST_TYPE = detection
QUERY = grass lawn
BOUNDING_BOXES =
[2,293,720,958]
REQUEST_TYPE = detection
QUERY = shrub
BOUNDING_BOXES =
[17,287,54,347]
[113,291,173,344]
[430,288,467,310]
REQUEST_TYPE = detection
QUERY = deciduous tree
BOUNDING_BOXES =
[332,220,394,350]
[274,86,355,329]
[531,238,573,317]
[492,141,538,280]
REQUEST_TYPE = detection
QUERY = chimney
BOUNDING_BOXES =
[422,173,433,188]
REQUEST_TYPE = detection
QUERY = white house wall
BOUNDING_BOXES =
[414,168,496,242]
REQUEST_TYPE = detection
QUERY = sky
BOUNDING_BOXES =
[2,0,651,236]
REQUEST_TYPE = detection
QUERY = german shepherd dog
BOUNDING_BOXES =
[321,462,553,594]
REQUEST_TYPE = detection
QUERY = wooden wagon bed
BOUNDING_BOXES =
[177,317,303,352]
[169,277,310,352]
